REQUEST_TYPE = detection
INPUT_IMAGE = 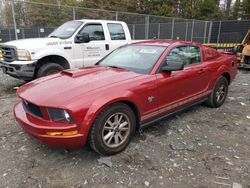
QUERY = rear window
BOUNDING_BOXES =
[107,23,126,40]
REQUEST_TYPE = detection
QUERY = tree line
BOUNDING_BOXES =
[1,0,250,28]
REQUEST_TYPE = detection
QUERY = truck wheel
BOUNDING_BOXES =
[88,103,136,155]
[205,76,228,108]
[37,63,64,78]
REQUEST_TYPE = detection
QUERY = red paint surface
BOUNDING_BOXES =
[14,40,238,148]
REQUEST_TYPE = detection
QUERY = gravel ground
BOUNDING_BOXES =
[0,70,249,188]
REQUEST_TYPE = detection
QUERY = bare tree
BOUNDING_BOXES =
[225,0,232,17]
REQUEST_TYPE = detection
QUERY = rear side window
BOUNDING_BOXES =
[107,23,126,40]
[79,24,105,41]
[203,46,220,60]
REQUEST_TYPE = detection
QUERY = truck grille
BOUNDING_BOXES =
[1,46,16,62]
[22,100,43,118]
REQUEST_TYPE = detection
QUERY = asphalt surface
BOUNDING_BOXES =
[0,70,249,188]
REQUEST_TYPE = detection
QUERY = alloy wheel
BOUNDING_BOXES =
[102,112,131,148]
[215,83,226,103]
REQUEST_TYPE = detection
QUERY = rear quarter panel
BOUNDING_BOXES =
[205,53,238,90]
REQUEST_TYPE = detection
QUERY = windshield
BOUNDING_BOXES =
[97,45,166,74]
[49,21,83,39]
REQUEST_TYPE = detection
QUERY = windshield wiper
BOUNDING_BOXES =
[107,65,119,68]
[105,65,124,69]
[49,35,58,38]
[106,65,129,71]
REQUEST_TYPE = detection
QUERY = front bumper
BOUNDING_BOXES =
[0,59,37,80]
[14,102,86,148]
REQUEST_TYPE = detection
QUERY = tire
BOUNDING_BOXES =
[88,103,136,155]
[205,76,228,108]
[36,63,64,78]
[245,56,250,64]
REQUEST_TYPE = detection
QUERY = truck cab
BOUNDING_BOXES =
[0,19,132,80]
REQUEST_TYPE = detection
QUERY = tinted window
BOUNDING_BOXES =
[79,24,105,41]
[166,46,201,66]
[98,45,166,74]
[108,23,125,40]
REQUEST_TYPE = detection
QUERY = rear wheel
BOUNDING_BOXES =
[88,103,136,155]
[36,63,64,78]
[205,76,228,108]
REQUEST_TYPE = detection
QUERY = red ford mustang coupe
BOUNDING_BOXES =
[14,40,238,155]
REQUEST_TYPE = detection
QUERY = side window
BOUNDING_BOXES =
[166,46,201,66]
[188,46,201,64]
[166,46,187,65]
[107,23,126,40]
[79,24,105,41]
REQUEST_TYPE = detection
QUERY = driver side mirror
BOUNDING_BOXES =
[75,33,90,43]
[161,59,184,72]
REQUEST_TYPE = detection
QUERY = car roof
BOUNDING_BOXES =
[132,40,202,47]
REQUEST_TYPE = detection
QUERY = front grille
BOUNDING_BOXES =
[1,46,16,62]
[22,100,43,118]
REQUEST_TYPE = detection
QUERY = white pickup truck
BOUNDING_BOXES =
[0,19,132,80]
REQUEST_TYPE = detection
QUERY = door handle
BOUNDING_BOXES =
[64,46,72,50]
[198,69,205,74]
[105,44,109,51]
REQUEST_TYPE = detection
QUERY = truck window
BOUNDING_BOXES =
[79,24,105,41]
[107,23,126,40]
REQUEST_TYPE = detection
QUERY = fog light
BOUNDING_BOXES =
[46,130,78,136]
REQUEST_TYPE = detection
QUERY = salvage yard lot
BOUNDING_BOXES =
[0,70,250,188]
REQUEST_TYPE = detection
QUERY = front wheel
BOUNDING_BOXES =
[88,103,136,155]
[205,76,228,108]
[36,63,64,78]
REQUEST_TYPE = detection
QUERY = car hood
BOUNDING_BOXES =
[17,66,141,107]
[3,37,71,51]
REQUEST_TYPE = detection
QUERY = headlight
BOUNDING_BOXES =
[47,108,74,123]
[16,49,31,61]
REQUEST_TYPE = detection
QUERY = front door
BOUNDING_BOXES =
[73,23,109,67]
[156,45,210,115]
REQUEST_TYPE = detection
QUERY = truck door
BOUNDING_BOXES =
[73,23,109,67]
[106,23,129,51]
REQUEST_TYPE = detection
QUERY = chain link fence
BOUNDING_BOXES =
[0,0,249,43]
[210,20,250,43]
